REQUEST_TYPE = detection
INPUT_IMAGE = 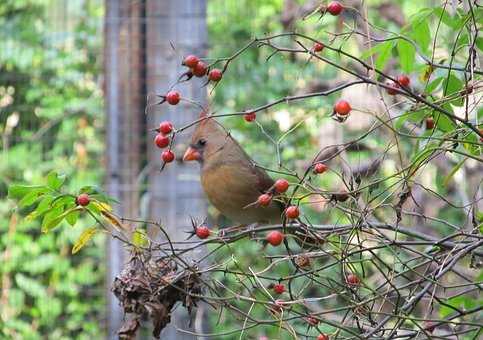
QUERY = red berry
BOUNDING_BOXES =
[76,193,90,206]
[313,42,324,52]
[273,283,285,294]
[159,121,173,135]
[317,334,329,340]
[285,205,300,219]
[183,55,199,68]
[313,163,328,174]
[244,111,256,122]
[192,61,207,77]
[334,100,351,116]
[154,134,170,148]
[257,193,272,207]
[266,230,284,246]
[195,225,210,239]
[479,128,483,142]
[426,117,435,130]
[208,68,223,82]
[386,81,399,95]
[327,1,343,15]
[306,316,319,326]
[346,273,360,286]
[161,150,175,163]
[274,179,289,193]
[397,74,410,87]
[166,90,180,105]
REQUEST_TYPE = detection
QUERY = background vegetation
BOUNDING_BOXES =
[1,0,481,339]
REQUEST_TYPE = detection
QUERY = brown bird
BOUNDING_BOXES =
[183,113,283,225]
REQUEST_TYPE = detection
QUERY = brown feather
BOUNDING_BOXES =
[187,116,283,224]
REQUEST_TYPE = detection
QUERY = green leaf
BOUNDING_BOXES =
[72,227,98,254]
[426,77,444,94]
[409,145,438,176]
[433,113,456,132]
[18,190,44,208]
[41,206,64,232]
[395,109,427,130]
[15,273,46,298]
[443,159,466,187]
[26,195,54,221]
[360,41,395,71]
[409,11,432,54]
[8,184,45,200]
[456,33,469,50]
[46,171,66,190]
[52,195,76,209]
[66,210,80,226]
[375,42,394,71]
[463,132,480,156]
[476,37,483,52]
[433,8,462,29]
[408,109,427,123]
[397,39,416,73]
[443,75,463,106]
[433,103,457,132]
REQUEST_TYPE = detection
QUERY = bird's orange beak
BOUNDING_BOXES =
[183,146,201,162]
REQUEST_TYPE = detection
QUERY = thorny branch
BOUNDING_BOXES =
[117,2,482,339]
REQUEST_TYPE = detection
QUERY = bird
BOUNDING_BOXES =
[183,112,284,225]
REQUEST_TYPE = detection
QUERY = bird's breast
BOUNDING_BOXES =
[200,163,281,224]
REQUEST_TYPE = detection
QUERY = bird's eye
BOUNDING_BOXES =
[197,138,207,146]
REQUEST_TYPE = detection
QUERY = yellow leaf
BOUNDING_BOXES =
[132,229,150,248]
[72,227,98,254]
[421,64,434,82]
[92,201,112,212]
[101,210,125,231]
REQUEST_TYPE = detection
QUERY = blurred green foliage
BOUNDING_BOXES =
[0,0,105,338]
[2,0,482,339]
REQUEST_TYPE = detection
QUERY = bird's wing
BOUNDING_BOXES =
[250,163,275,194]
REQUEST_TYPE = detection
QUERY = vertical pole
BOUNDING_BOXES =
[105,1,123,338]
[104,0,145,338]
[145,0,207,339]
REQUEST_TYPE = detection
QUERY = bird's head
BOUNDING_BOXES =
[183,111,231,164]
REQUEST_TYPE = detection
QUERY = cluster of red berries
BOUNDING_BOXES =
[154,121,176,163]
[256,179,300,221]
[183,55,223,82]
[257,179,290,207]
